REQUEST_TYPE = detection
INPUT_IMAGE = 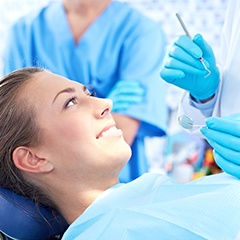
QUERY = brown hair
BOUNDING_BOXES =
[0,67,56,209]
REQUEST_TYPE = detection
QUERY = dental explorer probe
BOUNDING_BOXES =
[175,13,211,77]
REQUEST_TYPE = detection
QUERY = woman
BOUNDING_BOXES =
[1,67,240,240]
[3,0,168,183]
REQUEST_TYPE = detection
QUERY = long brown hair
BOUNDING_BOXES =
[0,67,56,209]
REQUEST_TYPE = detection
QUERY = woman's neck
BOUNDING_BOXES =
[56,189,104,224]
[43,175,119,224]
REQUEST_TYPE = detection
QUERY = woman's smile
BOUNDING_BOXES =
[97,126,123,139]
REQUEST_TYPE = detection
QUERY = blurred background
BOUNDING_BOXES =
[0,0,228,182]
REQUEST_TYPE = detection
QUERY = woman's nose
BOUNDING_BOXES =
[95,98,113,118]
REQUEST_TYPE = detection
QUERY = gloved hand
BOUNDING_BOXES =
[107,80,145,112]
[160,34,220,100]
[200,114,240,178]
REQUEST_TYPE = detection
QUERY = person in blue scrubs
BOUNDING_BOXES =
[1,68,240,240]
[3,0,168,183]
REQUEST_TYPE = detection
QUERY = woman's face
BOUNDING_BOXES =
[23,71,131,183]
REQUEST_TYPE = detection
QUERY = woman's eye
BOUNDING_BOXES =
[86,90,96,97]
[65,97,77,108]
[90,91,96,97]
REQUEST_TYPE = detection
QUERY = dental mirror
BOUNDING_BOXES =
[178,115,204,129]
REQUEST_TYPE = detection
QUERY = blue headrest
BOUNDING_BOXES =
[0,187,69,240]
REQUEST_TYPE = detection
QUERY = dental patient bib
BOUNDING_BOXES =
[63,172,240,240]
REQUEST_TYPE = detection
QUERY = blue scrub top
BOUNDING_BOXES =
[62,172,240,240]
[3,1,168,182]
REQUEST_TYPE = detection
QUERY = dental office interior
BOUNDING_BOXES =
[0,0,227,182]
[0,0,230,239]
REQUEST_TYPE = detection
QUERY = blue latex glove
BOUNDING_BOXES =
[200,114,240,178]
[160,34,220,100]
[107,80,145,112]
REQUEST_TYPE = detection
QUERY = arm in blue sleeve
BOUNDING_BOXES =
[117,20,168,133]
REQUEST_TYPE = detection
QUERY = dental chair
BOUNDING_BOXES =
[0,187,69,240]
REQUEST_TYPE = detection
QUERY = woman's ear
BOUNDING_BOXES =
[12,147,53,173]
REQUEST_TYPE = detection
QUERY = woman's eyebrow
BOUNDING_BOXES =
[83,85,87,91]
[52,85,87,103]
[52,87,75,103]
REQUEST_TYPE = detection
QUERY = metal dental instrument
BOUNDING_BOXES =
[175,13,211,78]
[178,115,205,130]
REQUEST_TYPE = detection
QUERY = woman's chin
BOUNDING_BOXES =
[114,143,132,163]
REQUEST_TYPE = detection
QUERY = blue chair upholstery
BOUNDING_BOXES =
[0,187,69,240]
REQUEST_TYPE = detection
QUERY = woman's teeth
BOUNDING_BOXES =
[100,126,121,138]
